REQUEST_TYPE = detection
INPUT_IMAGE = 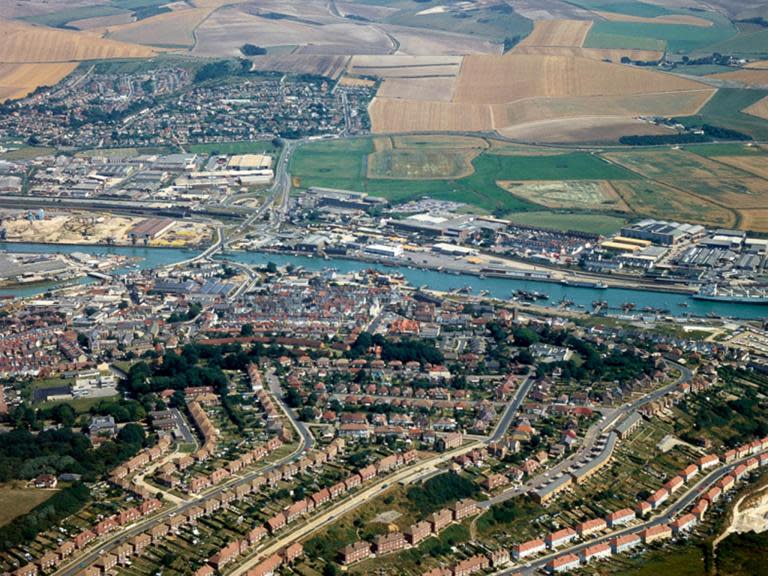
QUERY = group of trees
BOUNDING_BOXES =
[620,123,752,146]
[347,332,444,365]
[168,302,202,323]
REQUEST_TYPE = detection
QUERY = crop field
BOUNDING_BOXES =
[604,148,768,229]
[369,98,494,132]
[0,62,77,103]
[515,19,593,48]
[105,8,209,47]
[192,6,393,58]
[379,24,500,56]
[0,19,156,62]
[367,149,479,179]
[674,88,768,139]
[453,54,707,104]
[745,96,768,120]
[746,60,768,70]
[376,77,457,102]
[584,19,737,53]
[512,45,664,63]
[500,90,714,126]
[594,10,713,27]
[710,69,768,87]
[0,483,58,527]
[497,180,630,211]
[706,27,768,58]
[348,55,463,78]
[249,55,350,79]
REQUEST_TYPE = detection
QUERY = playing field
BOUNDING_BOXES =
[498,180,629,211]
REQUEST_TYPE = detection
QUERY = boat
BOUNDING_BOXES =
[561,279,608,289]
[692,284,768,304]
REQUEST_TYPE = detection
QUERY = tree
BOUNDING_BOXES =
[117,423,146,447]
[241,323,254,337]
[323,564,340,576]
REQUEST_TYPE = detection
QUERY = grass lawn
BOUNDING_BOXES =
[0,483,59,527]
[37,395,119,414]
[504,211,628,235]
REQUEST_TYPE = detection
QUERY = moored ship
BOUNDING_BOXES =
[692,284,768,304]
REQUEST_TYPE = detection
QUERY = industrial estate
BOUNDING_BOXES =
[1,1,768,576]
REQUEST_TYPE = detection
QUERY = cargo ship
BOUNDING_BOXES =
[692,284,768,304]
[561,279,608,289]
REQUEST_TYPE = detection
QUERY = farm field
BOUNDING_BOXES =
[515,19,593,48]
[497,180,629,211]
[0,19,155,62]
[674,88,768,140]
[512,45,664,63]
[0,483,58,527]
[504,211,628,235]
[104,7,209,48]
[710,69,768,87]
[348,55,463,78]
[584,18,737,53]
[594,10,713,27]
[0,62,77,103]
[249,55,350,79]
[745,96,768,121]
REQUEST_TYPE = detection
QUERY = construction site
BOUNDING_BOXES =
[0,210,213,248]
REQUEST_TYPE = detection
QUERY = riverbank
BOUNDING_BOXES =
[1,241,766,319]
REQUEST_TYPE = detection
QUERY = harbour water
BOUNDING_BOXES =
[1,242,766,320]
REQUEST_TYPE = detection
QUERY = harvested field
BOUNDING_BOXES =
[105,8,209,47]
[745,96,768,120]
[454,54,708,105]
[709,69,768,87]
[381,24,500,56]
[712,155,768,179]
[192,7,393,57]
[0,483,57,527]
[348,55,463,78]
[68,13,135,31]
[499,90,714,126]
[746,60,768,70]
[594,11,713,28]
[377,77,457,102]
[391,135,489,149]
[612,180,736,227]
[0,62,77,103]
[516,20,593,48]
[512,45,663,63]
[339,76,376,88]
[369,98,493,133]
[250,55,350,79]
[336,2,400,21]
[367,149,479,180]
[603,149,754,181]
[507,0,597,21]
[499,116,673,143]
[0,19,155,62]
[739,209,768,232]
[498,180,629,210]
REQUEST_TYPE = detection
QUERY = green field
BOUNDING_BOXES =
[675,88,768,140]
[504,211,628,234]
[24,0,171,27]
[585,19,737,54]
[706,27,768,58]
[682,143,765,157]
[385,4,532,42]
[290,138,637,214]
[567,0,673,18]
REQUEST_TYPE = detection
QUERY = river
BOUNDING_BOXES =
[1,242,766,320]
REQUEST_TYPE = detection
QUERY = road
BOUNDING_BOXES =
[490,372,534,443]
[53,372,311,576]
[494,451,759,576]
[483,361,694,508]
[265,367,315,452]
